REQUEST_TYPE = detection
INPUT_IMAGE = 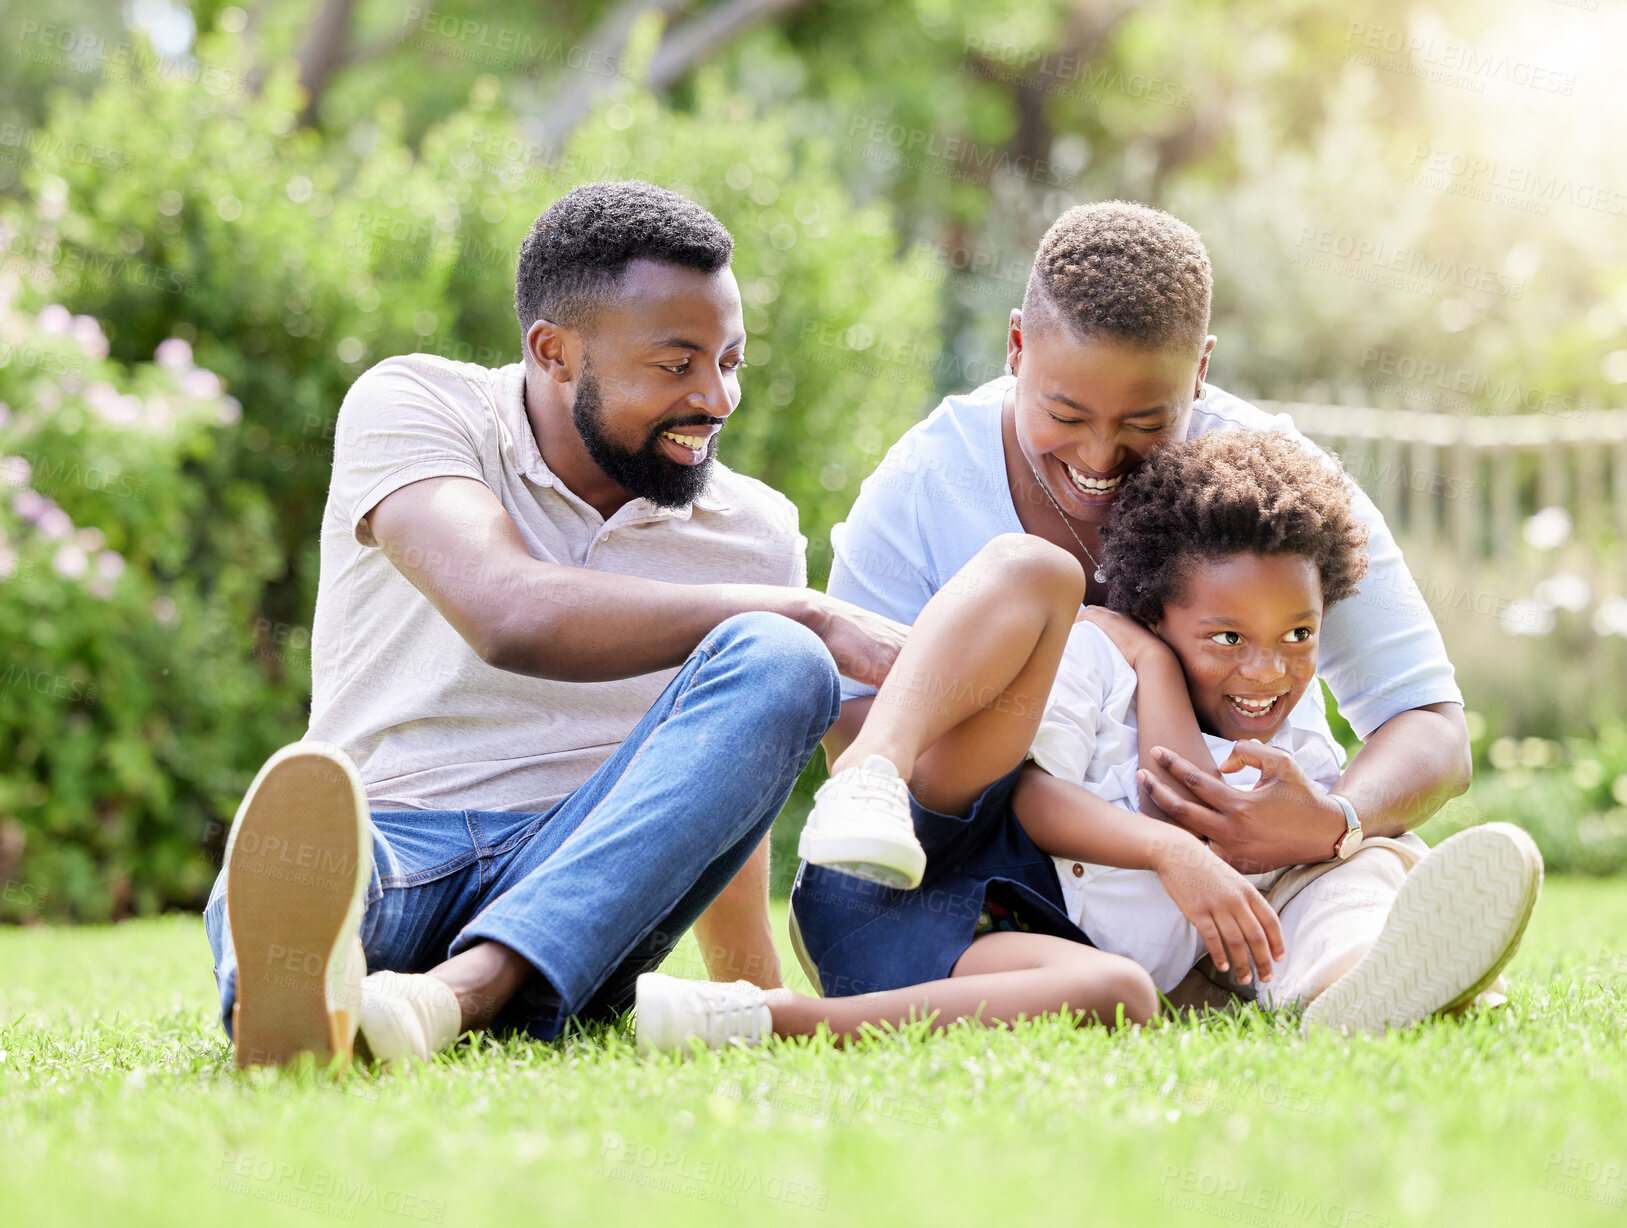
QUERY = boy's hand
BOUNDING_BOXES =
[1150,830,1285,984]
[1074,607,1171,671]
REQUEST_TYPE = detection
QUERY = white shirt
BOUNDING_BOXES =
[1029,621,1347,991]
[307,354,806,813]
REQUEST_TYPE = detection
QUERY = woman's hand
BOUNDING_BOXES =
[1150,830,1284,984]
[1138,740,1349,874]
[1074,606,1171,671]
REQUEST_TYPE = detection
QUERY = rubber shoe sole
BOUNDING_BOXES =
[796,830,925,890]
[226,742,370,1068]
[1300,822,1543,1037]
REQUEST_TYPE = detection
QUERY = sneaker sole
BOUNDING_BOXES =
[786,904,824,998]
[1300,822,1543,1037]
[226,743,370,1068]
[796,830,925,890]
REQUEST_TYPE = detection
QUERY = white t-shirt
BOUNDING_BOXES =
[1030,621,1346,991]
[828,376,1461,740]
[306,354,807,813]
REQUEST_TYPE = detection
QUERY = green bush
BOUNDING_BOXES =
[1424,726,1627,875]
[0,281,303,921]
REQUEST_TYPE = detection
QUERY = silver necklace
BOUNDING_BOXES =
[1027,461,1108,585]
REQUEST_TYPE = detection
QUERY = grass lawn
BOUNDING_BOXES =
[3,880,1626,1228]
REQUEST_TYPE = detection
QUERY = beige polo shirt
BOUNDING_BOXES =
[306,353,806,813]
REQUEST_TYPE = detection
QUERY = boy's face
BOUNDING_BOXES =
[1008,312,1215,526]
[1151,553,1323,744]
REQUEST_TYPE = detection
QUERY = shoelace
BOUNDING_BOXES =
[839,767,914,831]
[690,982,765,1045]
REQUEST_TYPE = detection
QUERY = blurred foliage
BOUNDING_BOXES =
[1428,725,1627,875]
[0,284,303,921]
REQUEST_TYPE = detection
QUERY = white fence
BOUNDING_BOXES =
[1267,402,1627,561]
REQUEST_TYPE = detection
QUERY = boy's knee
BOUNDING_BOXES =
[1069,954,1158,1028]
[969,532,1085,597]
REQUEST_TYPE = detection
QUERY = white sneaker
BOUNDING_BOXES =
[1301,822,1544,1037]
[225,742,371,1068]
[796,754,926,889]
[635,973,772,1057]
[358,970,463,1065]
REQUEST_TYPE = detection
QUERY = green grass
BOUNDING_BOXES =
[4,882,1626,1227]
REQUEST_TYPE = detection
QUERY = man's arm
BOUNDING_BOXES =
[367,475,905,685]
[689,834,782,989]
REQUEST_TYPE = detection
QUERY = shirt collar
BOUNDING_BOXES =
[495,363,731,516]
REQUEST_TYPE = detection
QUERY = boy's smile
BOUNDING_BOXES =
[1152,553,1324,745]
[1006,313,1212,526]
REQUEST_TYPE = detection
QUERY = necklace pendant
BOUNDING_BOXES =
[1093,566,1108,585]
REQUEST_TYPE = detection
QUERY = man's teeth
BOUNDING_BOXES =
[1227,695,1279,717]
[662,430,707,450]
[1063,463,1122,494]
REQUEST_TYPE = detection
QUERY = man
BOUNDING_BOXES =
[204,181,902,1067]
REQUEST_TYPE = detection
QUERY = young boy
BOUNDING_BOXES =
[633,433,1540,1052]
[1018,429,1537,1028]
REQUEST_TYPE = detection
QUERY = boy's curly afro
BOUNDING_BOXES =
[1100,430,1370,625]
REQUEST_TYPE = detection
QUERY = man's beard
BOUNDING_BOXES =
[571,361,718,510]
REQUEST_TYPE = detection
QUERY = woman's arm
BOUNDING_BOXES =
[1138,701,1471,872]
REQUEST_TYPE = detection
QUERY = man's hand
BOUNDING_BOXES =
[1151,829,1284,984]
[1138,741,1347,873]
[805,593,909,690]
[1074,606,1170,671]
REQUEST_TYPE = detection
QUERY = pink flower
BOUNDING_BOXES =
[95,550,125,580]
[12,489,48,521]
[217,396,242,425]
[151,595,178,624]
[76,526,105,551]
[154,337,193,370]
[52,543,87,578]
[72,315,109,359]
[182,368,223,398]
[37,507,73,540]
[36,304,72,334]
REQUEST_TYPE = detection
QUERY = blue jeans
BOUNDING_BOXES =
[204,612,841,1041]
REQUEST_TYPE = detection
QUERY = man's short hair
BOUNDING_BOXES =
[1101,431,1370,625]
[1022,200,1211,354]
[514,181,733,332]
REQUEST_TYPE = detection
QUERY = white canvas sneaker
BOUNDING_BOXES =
[796,754,926,889]
[635,973,772,1057]
[358,970,463,1065]
[224,742,372,1068]
[1301,822,1544,1037]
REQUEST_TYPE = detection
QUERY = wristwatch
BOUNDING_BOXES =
[1329,793,1363,860]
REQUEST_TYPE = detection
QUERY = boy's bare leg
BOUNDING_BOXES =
[833,534,1084,817]
[764,932,1157,1039]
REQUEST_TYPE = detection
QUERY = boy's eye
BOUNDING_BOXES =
[1046,411,1083,425]
[1283,627,1314,643]
[723,358,747,373]
[1209,631,1242,646]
